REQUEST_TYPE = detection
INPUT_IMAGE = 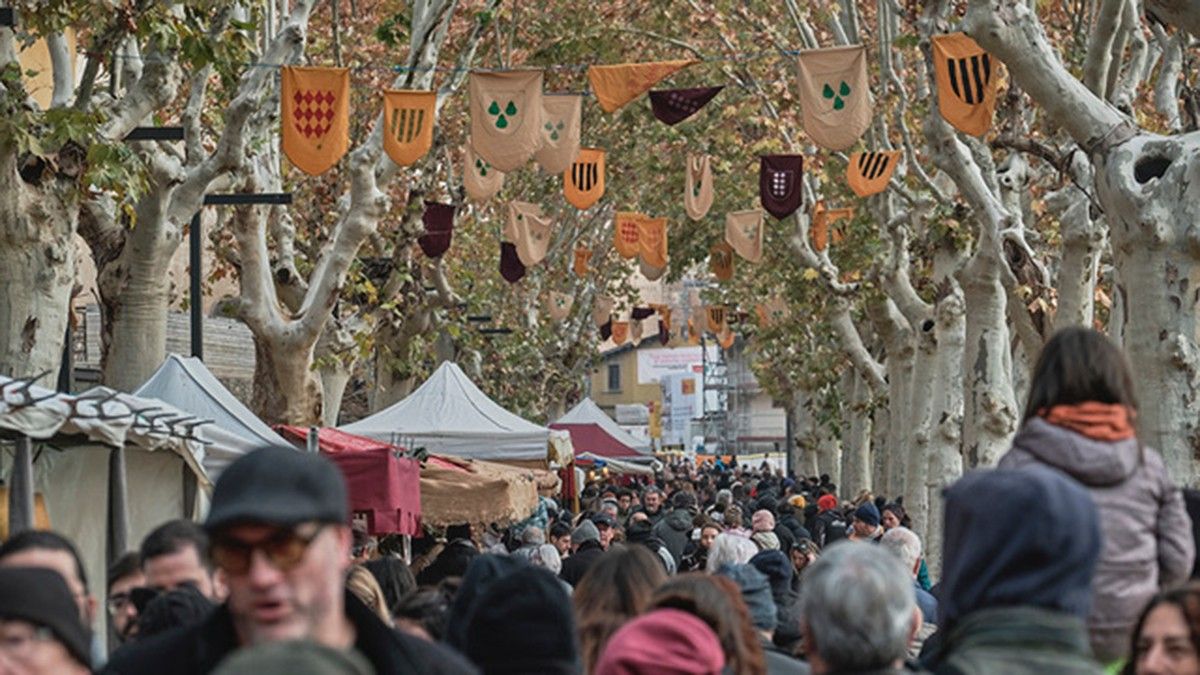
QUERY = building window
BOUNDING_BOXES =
[607,364,621,392]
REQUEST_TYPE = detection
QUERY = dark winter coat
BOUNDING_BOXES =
[761,638,811,674]
[999,418,1195,661]
[101,592,475,675]
[652,508,694,564]
[811,510,847,548]
[925,606,1102,675]
[559,539,605,587]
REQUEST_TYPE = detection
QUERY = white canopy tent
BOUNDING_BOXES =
[341,362,552,462]
[555,398,654,455]
[135,354,289,478]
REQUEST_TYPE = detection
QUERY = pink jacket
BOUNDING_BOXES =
[999,417,1195,662]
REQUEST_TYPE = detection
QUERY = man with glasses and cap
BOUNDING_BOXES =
[102,446,476,674]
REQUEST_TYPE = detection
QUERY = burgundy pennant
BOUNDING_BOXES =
[760,154,804,220]
[499,241,526,283]
[648,86,725,126]
[417,201,455,258]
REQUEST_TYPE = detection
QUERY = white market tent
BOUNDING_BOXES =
[135,354,289,478]
[341,362,553,462]
[554,397,653,455]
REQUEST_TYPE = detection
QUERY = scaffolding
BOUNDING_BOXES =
[701,333,732,454]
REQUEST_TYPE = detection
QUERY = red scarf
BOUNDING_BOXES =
[1040,402,1135,441]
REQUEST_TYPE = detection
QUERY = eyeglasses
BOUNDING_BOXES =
[210,523,326,575]
[106,592,134,616]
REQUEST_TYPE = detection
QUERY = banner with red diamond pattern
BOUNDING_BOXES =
[282,66,350,176]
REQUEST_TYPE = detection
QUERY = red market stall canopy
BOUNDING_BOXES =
[276,426,421,536]
[551,398,653,459]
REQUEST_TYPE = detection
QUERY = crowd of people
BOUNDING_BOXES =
[1,331,1199,674]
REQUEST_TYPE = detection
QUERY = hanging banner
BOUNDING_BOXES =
[611,320,630,345]
[630,318,644,343]
[718,326,736,350]
[932,32,999,137]
[499,241,527,283]
[710,242,735,281]
[600,319,613,341]
[658,306,673,333]
[469,70,544,172]
[382,90,436,166]
[756,297,789,326]
[847,150,900,197]
[614,211,644,259]
[795,45,872,151]
[811,201,855,252]
[534,94,583,174]
[649,85,725,125]
[725,209,765,263]
[464,144,505,202]
[573,246,592,278]
[417,202,455,258]
[565,148,606,209]
[281,66,350,175]
[546,292,574,321]
[640,257,666,281]
[587,59,697,113]
[637,216,668,269]
[658,320,671,346]
[759,155,803,220]
[684,154,714,221]
[503,201,554,267]
[593,295,614,328]
[706,305,727,334]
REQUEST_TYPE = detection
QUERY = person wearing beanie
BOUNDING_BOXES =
[135,584,216,640]
[848,502,883,543]
[717,564,808,674]
[750,550,803,652]
[595,608,725,675]
[752,509,777,533]
[0,567,92,674]
[560,520,605,587]
[811,496,849,548]
[211,640,376,675]
[102,446,476,675]
[465,566,580,674]
[653,490,696,567]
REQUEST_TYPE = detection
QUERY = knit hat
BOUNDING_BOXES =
[854,502,881,528]
[751,509,776,533]
[445,554,528,650]
[0,567,91,667]
[595,608,725,675]
[212,640,375,675]
[749,549,794,591]
[465,566,579,674]
[751,531,781,551]
[788,495,807,509]
[572,519,601,545]
[718,564,777,632]
[817,494,838,512]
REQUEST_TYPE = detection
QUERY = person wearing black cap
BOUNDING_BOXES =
[591,512,617,550]
[101,446,477,675]
[848,502,883,543]
[0,566,92,674]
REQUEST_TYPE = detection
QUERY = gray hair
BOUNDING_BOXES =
[800,541,916,671]
[880,527,922,575]
[706,533,759,573]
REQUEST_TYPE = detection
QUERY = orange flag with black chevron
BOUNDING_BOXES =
[847,150,900,197]
[282,66,350,175]
[932,33,999,137]
[383,90,435,166]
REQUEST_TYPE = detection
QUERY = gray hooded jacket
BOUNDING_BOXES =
[998,417,1195,662]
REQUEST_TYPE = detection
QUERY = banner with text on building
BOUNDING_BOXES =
[636,346,718,385]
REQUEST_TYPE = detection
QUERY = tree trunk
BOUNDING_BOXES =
[924,285,967,578]
[876,299,915,498]
[842,372,873,497]
[319,361,351,427]
[904,322,937,541]
[251,335,322,425]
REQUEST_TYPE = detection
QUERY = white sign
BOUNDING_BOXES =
[636,346,717,385]
[660,372,700,446]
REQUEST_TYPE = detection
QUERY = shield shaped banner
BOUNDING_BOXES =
[417,202,455,258]
[649,85,724,125]
[639,257,666,281]
[760,155,803,220]
[725,209,765,263]
[637,216,668,269]
[706,305,727,334]
[795,45,872,151]
[499,241,527,283]
[932,33,999,137]
[710,242,735,281]
[756,297,789,326]
[565,148,606,210]
[469,70,544,172]
[281,66,350,176]
[534,94,582,174]
[546,292,574,321]
[587,59,697,113]
[614,211,643,259]
[505,201,554,267]
[464,144,505,202]
[573,246,592,278]
[593,295,614,328]
[685,155,714,221]
[847,150,900,197]
[383,90,436,166]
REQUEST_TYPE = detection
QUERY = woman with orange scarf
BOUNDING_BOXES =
[997,327,1195,665]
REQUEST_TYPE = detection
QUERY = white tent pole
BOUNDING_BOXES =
[7,436,34,535]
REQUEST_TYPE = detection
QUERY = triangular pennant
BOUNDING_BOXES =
[281,66,350,175]
[611,320,630,345]
[631,307,655,321]
[499,241,527,283]
[614,211,644,259]
[795,45,872,151]
[706,305,727,334]
[756,297,789,326]
[637,216,668,268]
[725,209,765,263]
[534,94,583,174]
[382,90,436,166]
[760,155,804,220]
[847,150,900,197]
[630,318,644,342]
[932,33,999,137]
[811,201,854,252]
[600,319,613,341]
[648,85,725,125]
[587,60,698,113]
[593,295,614,327]
[640,258,667,281]
[684,155,714,221]
[417,201,455,258]
[546,291,574,321]
[469,70,544,172]
[565,148,606,209]
[573,246,592,278]
[464,144,505,202]
[504,201,554,266]
[710,242,735,281]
